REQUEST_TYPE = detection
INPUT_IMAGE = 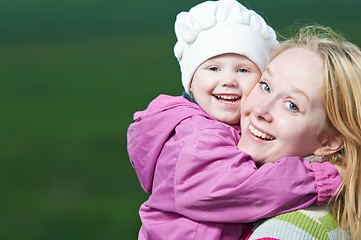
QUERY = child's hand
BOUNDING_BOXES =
[333,164,345,180]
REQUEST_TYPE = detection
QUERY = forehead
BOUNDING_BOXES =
[267,48,325,104]
[269,48,324,85]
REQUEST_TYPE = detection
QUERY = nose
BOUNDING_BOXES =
[221,72,238,87]
[253,101,273,122]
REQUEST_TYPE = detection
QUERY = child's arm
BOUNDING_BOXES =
[311,161,341,205]
[174,124,341,223]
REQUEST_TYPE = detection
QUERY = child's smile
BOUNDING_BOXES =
[213,94,241,104]
[190,53,261,124]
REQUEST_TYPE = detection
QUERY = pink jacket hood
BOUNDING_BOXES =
[127,94,210,193]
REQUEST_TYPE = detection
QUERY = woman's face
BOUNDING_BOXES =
[238,48,328,165]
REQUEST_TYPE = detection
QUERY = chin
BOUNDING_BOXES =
[227,119,239,125]
[217,117,239,125]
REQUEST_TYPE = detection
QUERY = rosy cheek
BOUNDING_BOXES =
[276,117,293,130]
[243,84,256,97]
[240,98,253,116]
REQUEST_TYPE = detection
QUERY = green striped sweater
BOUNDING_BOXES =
[244,205,350,240]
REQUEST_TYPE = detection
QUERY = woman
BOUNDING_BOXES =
[127,1,343,239]
[241,25,361,240]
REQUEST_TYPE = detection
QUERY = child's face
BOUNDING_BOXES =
[238,48,328,165]
[190,53,261,124]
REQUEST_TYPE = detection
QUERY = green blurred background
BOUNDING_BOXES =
[2,0,360,239]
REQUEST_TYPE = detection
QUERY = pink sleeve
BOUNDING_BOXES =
[311,162,341,205]
[174,126,339,223]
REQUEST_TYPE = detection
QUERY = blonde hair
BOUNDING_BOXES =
[272,25,361,239]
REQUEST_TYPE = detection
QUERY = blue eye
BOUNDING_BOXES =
[285,101,299,112]
[238,68,249,73]
[260,82,270,93]
[209,67,219,72]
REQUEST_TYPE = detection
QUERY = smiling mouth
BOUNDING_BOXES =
[213,94,240,104]
[249,125,275,141]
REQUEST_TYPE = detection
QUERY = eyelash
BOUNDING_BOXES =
[259,81,270,93]
[238,68,249,73]
[208,67,249,73]
[285,101,299,112]
[209,66,219,71]
[259,81,300,113]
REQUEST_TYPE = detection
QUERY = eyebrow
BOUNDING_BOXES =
[292,86,310,103]
[267,66,310,103]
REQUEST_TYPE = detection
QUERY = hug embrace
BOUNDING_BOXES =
[127,0,361,239]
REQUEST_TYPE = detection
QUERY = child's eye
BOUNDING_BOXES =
[285,101,299,112]
[259,81,270,93]
[238,68,249,73]
[209,67,219,71]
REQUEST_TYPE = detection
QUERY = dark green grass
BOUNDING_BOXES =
[1,33,180,239]
[1,0,360,239]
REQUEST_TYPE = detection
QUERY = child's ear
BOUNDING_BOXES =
[313,133,344,156]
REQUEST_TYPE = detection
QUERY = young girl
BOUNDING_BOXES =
[127,1,341,239]
[241,25,361,240]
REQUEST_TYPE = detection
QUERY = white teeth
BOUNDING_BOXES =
[249,125,275,141]
[223,95,235,100]
[214,95,240,102]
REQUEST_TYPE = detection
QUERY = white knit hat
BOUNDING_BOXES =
[174,0,279,94]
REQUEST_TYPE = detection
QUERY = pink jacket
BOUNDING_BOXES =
[127,94,341,240]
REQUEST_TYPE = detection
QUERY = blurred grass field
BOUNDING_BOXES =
[1,0,360,239]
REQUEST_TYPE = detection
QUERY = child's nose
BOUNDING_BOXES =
[221,73,238,87]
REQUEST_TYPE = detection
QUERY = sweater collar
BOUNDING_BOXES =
[182,91,197,104]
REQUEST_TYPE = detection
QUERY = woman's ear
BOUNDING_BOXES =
[313,133,344,156]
